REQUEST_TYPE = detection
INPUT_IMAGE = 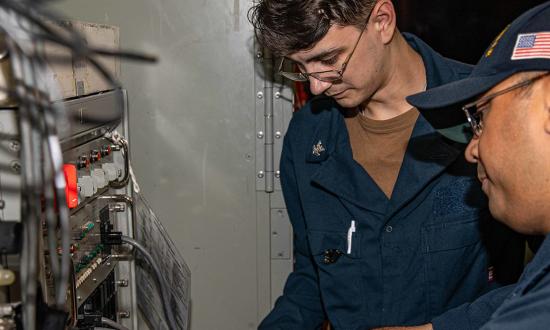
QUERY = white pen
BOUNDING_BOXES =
[347,220,356,254]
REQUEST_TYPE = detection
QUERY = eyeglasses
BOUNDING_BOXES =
[277,10,373,83]
[462,72,549,136]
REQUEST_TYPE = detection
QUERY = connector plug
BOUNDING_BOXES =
[101,231,122,245]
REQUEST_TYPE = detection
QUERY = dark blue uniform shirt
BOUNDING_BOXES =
[480,235,550,330]
[259,34,526,330]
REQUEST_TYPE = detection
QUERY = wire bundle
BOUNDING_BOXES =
[0,1,156,329]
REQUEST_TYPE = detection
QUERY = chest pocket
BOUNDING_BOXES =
[422,217,488,317]
[308,230,362,259]
[307,230,367,329]
[423,217,481,253]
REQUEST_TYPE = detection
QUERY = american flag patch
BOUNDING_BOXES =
[511,32,550,60]
[488,266,495,283]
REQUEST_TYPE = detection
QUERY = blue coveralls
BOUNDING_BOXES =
[480,235,550,330]
[259,34,526,330]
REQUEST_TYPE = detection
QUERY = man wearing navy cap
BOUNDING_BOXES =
[250,0,534,329]
[408,2,550,329]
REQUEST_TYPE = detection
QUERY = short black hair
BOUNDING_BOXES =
[248,0,376,56]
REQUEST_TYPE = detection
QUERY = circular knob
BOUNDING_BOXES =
[77,155,90,169]
[90,150,101,163]
[101,145,112,156]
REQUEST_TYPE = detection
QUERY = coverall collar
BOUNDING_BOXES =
[308,112,460,214]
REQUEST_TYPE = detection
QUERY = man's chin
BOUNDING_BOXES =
[333,96,359,109]
[488,198,510,226]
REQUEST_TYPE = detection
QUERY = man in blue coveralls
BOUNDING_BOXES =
[408,2,550,329]
[249,1,528,329]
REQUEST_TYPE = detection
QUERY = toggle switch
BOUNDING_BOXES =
[63,164,78,209]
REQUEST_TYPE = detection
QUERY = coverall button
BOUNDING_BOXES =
[385,225,393,233]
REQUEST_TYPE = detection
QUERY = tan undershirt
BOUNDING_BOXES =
[344,107,420,199]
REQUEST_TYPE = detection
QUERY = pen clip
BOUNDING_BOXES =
[347,220,356,254]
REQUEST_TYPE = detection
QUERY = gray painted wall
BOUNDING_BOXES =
[53,1,278,329]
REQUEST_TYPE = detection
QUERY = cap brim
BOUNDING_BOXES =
[407,72,512,110]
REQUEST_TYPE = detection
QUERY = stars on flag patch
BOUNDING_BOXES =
[512,32,550,60]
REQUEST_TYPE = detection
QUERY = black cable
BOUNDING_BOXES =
[101,317,130,330]
[0,0,156,64]
[0,0,156,125]
[2,7,70,316]
[36,33,157,63]
[0,0,155,127]
[42,141,61,299]
[0,0,159,323]
[8,34,38,330]
[41,92,71,308]
[121,235,179,330]
[109,139,130,189]
[2,254,11,302]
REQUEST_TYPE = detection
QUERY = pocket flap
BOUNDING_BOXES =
[423,219,481,253]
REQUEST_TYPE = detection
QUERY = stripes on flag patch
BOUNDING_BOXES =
[511,32,550,60]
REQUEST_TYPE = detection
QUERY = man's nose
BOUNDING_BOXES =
[465,135,480,163]
[308,77,332,95]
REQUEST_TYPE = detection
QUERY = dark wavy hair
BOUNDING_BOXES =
[248,0,377,56]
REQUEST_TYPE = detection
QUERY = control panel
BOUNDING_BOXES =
[63,137,126,206]
[0,89,138,330]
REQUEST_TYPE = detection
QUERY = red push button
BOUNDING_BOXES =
[64,164,78,209]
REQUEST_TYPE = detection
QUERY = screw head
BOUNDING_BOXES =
[117,279,129,287]
[257,131,264,139]
[8,140,20,152]
[257,92,264,99]
[257,171,265,179]
[9,160,20,174]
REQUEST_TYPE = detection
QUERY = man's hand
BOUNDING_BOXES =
[372,323,433,330]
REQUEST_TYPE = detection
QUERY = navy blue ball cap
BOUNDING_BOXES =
[408,1,550,111]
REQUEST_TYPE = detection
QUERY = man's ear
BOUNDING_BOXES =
[372,0,396,45]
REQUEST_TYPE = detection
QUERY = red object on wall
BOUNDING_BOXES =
[63,164,78,209]
[293,81,310,111]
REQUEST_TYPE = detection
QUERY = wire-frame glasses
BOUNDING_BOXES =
[277,10,373,83]
[462,72,549,136]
